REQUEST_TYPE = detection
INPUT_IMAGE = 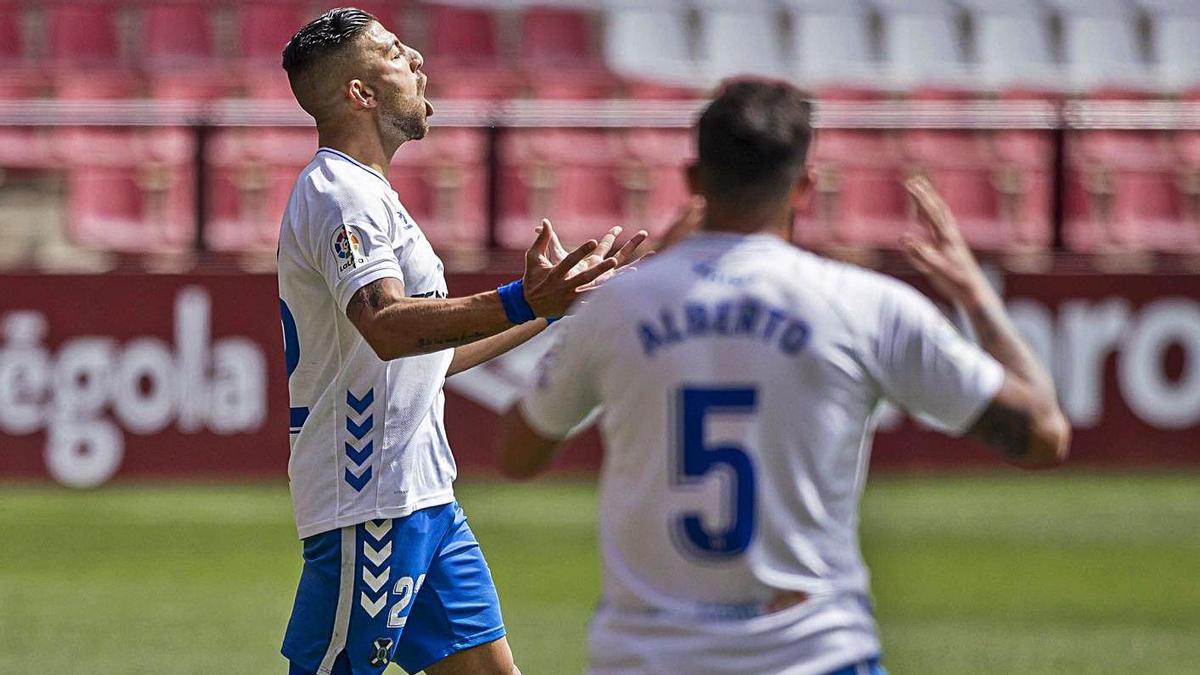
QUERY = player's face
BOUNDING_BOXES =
[360,21,432,143]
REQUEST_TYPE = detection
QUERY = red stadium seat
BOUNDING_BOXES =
[901,88,1032,251]
[391,127,489,249]
[497,129,626,249]
[238,4,315,63]
[521,7,595,66]
[426,68,525,100]
[66,144,196,253]
[48,3,122,64]
[1064,90,1195,251]
[205,128,316,251]
[1065,129,1193,251]
[142,2,228,100]
[795,87,908,249]
[620,128,694,234]
[0,1,28,63]
[143,2,215,66]
[428,5,496,64]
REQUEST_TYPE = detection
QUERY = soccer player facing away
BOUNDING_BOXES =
[496,79,1070,675]
[276,8,646,675]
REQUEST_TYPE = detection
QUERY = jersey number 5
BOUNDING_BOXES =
[672,386,758,560]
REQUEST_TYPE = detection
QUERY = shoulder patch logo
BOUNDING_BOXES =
[330,225,367,278]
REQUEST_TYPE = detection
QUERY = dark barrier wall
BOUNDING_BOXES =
[1,271,1198,487]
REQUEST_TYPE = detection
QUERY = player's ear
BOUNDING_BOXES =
[348,79,375,109]
[790,167,814,211]
[685,162,701,197]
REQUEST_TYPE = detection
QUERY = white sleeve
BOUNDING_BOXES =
[314,205,404,312]
[518,310,601,440]
[867,282,1005,435]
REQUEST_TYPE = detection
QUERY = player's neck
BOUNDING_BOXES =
[700,203,791,239]
[316,125,396,178]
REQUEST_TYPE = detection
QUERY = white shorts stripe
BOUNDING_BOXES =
[318,525,357,674]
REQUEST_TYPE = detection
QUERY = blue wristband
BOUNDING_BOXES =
[497,279,536,324]
[546,316,561,325]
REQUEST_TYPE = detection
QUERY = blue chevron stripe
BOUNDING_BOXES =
[346,388,374,415]
[345,440,374,466]
[346,415,374,440]
[344,466,373,492]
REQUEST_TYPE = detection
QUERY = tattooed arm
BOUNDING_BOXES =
[345,221,649,362]
[447,320,549,376]
[903,178,1069,467]
[346,276,511,359]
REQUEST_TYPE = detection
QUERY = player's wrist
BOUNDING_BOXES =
[498,279,537,324]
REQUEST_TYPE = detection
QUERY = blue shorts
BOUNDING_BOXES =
[282,502,506,675]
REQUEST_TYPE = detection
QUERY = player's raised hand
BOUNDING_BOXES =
[901,177,988,305]
[521,221,619,318]
[573,226,652,290]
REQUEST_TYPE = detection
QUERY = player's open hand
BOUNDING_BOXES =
[521,220,622,318]
[570,224,651,290]
[902,177,988,306]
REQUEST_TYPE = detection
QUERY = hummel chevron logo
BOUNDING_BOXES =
[360,592,386,618]
[347,388,374,415]
[346,415,374,440]
[344,466,373,492]
[363,541,392,567]
[365,519,391,541]
[363,567,390,593]
[345,441,373,466]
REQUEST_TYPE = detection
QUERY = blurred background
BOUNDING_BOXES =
[0,0,1198,673]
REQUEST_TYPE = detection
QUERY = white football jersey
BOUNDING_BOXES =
[278,148,455,540]
[520,232,1004,674]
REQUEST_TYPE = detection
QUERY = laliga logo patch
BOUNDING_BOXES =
[369,637,394,667]
[331,225,367,278]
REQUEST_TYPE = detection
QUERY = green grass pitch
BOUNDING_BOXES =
[1,473,1197,674]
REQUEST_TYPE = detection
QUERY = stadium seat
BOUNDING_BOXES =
[48,3,123,65]
[794,87,908,249]
[427,4,496,64]
[694,0,788,83]
[496,129,626,248]
[874,0,965,87]
[205,128,316,251]
[620,128,694,234]
[958,0,1058,89]
[46,3,142,98]
[1045,0,1148,89]
[602,0,694,85]
[143,2,215,67]
[0,1,28,63]
[1064,123,1190,251]
[391,127,489,249]
[238,3,316,63]
[782,0,876,87]
[1138,0,1200,90]
[521,7,596,66]
[66,152,196,254]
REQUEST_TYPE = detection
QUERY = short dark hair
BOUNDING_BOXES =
[696,78,813,199]
[281,7,378,76]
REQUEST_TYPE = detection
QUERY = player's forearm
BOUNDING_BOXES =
[447,320,549,376]
[960,280,1056,405]
[368,291,515,359]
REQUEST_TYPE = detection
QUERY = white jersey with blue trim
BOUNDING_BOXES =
[520,232,1004,673]
[278,148,455,540]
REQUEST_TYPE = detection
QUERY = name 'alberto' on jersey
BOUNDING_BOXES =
[520,232,1003,672]
[278,148,455,539]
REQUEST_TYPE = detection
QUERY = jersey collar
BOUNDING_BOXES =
[316,147,391,188]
